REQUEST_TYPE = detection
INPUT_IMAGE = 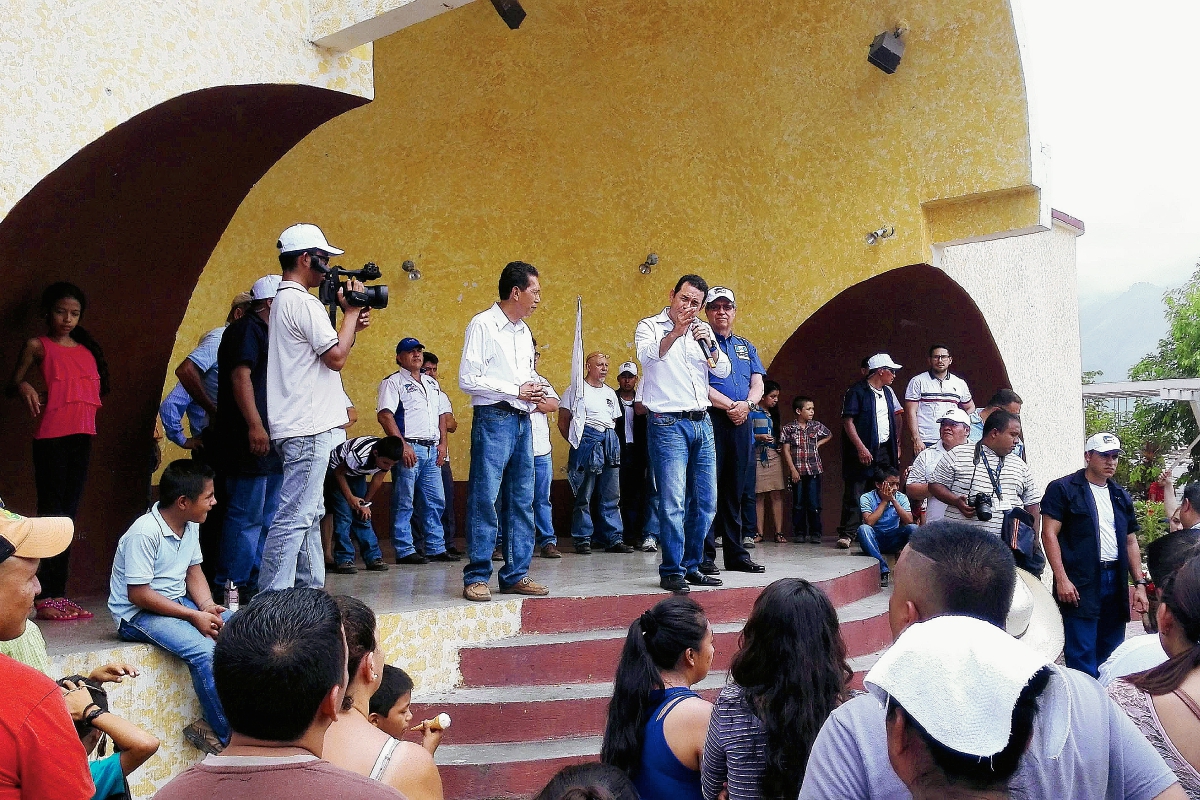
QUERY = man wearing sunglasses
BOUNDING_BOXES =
[0,507,94,798]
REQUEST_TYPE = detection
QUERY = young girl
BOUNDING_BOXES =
[9,282,109,621]
[751,380,787,543]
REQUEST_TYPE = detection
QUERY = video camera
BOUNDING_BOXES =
[318,261,389,324]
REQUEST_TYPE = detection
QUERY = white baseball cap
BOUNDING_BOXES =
[1085,432,1122,454]
[706,287,735,306]
[618,361,638,377]
[251,275,282,300]
[937,408,971,426]
[867,353,902,371]
[276,223,344,256]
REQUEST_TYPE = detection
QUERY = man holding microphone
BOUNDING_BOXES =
[635,275,731,593]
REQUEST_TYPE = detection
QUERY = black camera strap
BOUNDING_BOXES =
[968,444,1004,500]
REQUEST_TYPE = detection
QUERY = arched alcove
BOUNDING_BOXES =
[0,85,366,594]
[766,263,1011,534]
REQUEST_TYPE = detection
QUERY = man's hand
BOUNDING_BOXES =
[354,498,373,521]
[912,440,926,456]
[1054,572,1080,606]
[248,423,270,457]
[436,442,448,467]
[727,401,750,425]
[517,382,545,403]
[1132,584,1149,614]
[402,442,417,469]
[60,681,95,721]
[355,306,371,332]
[88,663,139,684]
[690,319,716,345]
[337,279,365,311]
[953,495,976,517]
[857,445,872,466]
[182,437,203,451]
[671,307,697,338]
[191,609,225,640]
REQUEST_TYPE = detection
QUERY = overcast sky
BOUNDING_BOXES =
[1019,0,1200,299]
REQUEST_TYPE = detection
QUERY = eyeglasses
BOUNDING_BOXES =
[930,354,951,360]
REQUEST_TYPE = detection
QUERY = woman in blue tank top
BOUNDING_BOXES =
[600,596,715,800]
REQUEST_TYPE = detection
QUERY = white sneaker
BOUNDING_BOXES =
[743,536,756,548]
[641,536,658,552]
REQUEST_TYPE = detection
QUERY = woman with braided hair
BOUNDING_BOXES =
[600,595,714,799]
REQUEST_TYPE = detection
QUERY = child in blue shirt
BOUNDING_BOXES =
[857,466,917,587]
[59,674,159,799]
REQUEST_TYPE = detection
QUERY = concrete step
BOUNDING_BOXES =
[458,591,891,687]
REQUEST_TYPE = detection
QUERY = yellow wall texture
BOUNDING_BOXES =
[0,0,374,219]
[170,0,1039,471]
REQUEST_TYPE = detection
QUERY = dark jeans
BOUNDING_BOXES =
[793,474,822,538]
[619,445,649,546]
[192,444,227,587]
[32,433,91,598]
[1063,568,1129,678]
[704,411,753,567]
[441,461,457,550]
[838,442,897,537]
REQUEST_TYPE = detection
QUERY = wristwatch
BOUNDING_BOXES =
[1134,578,1150,586]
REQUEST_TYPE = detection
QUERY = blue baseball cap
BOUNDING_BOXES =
[396,337,424,353]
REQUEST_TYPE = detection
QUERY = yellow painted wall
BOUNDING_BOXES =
[170,0,1039,471]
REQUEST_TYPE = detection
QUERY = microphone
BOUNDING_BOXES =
[692,321,720,370]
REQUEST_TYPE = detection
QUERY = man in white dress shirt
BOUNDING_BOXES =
[458,261,550,602]
[259,224,369,592]
[635,274,731,594]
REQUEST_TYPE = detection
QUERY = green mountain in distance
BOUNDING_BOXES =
[1079,282,1170,382]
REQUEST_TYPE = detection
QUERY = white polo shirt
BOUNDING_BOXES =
[530,371,560,458]
[634,308,731,413]
[905,371,973,444]
[266,281,348,439]
[909,441,953,521]
[458,303,537,410]
[378,369,443,442]
[561,381,621,430]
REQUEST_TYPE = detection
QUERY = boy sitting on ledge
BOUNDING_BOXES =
[108,459,231,754]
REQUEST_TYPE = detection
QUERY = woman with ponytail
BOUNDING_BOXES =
[600,595,714,799]
[701,578,852,800]
[1109,555,1200,794]
[8,282,110,621]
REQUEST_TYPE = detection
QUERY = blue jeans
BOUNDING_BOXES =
[391,442,447,558]
[572,464,623,547]
[643,470,660,545]
[331,473,384,564]
[534,453,556,548]
[441,461,457,551]
[1063,568,1129,678]
[259,430,333,591]
[647,412,717,579]
[857,523,917,575]
[221,473,282,590]
[118,598,233,744]
[464,405,535,588]
[792,474,822,538]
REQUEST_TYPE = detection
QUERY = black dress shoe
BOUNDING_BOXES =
[605,542,634,553]
[726,559,766,573]
[698,561,721,576]
[660,575,690,594]
[685,571,723,587]
[429,551,462,562]
[396,553,429,565]
[574,542,592,555]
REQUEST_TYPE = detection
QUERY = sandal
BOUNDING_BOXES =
[61,598,94,619]
[774,534,788,544]
[35,598,80,621]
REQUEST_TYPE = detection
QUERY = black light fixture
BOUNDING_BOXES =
[868,28,905,74]
[639,253,658,275]
[402,259,421,281]
[490,0,526,29]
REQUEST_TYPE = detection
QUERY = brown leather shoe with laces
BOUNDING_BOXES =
[499,577,549,596]
[463,582,492,602]
[540,543,561,558]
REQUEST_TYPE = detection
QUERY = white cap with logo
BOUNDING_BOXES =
[251,275,282,301]
[705,287,735,306]
[1085,432,1122,454]
[936,408,971,426]
[276,223,344,256]
[867,353,902,371]
[618,361,638,377]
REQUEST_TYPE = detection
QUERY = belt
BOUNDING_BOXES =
[483,401,529,418]
[408,438,437,447]
[1100,560,1121,571]
[654,410,707,421]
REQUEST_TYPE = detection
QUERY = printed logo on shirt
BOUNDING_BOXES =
[404,384,418,393]
[734,343,750,360]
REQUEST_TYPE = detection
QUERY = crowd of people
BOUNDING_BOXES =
[6,226,1200,797]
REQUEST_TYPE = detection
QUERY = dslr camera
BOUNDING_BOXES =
[318,261,389,322]
[968,492,993,522]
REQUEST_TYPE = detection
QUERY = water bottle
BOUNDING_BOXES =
[226,580,239,614]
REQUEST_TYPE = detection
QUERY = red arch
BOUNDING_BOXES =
[0,85,367,594]
[765,263,1010,533]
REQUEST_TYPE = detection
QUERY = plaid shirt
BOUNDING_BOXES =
[780,420,832,476]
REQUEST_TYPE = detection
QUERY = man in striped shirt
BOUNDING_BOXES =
[903,344,974,455]
[929,409,1041,537]
[327,436,403,574]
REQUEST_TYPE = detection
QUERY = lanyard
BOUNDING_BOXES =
[969,446,1004,500]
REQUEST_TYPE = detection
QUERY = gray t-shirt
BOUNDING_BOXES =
[799,666,1177,800]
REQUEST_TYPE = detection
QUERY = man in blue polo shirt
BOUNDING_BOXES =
[1041,432,1150,677]
[702,287,766,574]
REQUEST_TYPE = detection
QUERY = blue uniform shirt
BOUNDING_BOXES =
[707,332,764,402]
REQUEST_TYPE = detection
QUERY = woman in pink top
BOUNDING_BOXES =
[9,282,108,620]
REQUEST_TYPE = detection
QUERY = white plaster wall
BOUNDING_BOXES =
[938,220,1085,490]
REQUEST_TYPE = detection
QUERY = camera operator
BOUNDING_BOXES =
[929,409,1040,538]
[258,224,370,592]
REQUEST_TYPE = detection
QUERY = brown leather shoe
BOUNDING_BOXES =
[463,582,492,602]
[500,576,549,596]
[540,543,561,558]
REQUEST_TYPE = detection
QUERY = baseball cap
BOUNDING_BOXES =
[1085,432,1122,454]
[865,615,1062,759]
[937,408,971,426]
[276,223,344,256]
[618,361,638,377]
[251,275,282,301]
[396,337,424,353]
[867,353,902,371]
[706,287,735,306]
[0,507,73,564]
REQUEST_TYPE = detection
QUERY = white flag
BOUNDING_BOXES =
[567,296,587,448]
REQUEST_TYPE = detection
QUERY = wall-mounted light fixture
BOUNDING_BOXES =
[402,259,421,281]
[639,253,658,275]
[868,27,906,74]
[865,226,896,246]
